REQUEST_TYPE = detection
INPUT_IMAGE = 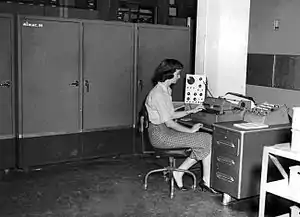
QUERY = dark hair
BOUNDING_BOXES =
[151,59,184,85]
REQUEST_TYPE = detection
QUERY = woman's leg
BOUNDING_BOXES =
[173,153,212,188]
[202,152,212,187]
[173,157,197,187]
[148,125,212,187]
[201,152,218,193]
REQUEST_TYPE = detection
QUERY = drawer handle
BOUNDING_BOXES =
[217,156,235,166]
[217,140,235,148]
[216,172,234,183]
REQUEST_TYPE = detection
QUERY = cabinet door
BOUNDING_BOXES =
[0,15,15,170]
[19,17,81,137]
[82,22,134,130]
[136,24,191,119]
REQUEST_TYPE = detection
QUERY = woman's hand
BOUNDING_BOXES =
[187,104,205,114]
[190,123,203,133]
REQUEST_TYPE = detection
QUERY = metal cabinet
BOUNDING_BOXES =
[18,16,81,167]
[0,14,16,171]
[211,122,291,200]
[136,24,191,122]
[81,21,135,158]
[9,16,192,167]
[82,21,134,131]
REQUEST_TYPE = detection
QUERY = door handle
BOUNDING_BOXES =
[84,80,90,92]
[0,80,11,88]
[69,80,79,87]
[138,79,144,90]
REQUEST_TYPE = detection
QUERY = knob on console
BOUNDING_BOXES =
[187,77,195,85]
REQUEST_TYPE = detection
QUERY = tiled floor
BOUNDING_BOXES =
[0,155,292,217]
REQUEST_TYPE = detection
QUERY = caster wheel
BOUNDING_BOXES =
[144,184,147,190]
[164,176,169,182]
[163,171,170,182]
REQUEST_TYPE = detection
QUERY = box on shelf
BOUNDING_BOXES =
[289,165,300,198]
[290,205,300,217]
[292,107,300,130]
[291,129,300,152]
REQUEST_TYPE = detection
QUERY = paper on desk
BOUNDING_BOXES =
[233,122,269,129]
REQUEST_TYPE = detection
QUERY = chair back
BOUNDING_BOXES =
[139,102,191,156]
[139,102,149,132]
[138,100,154,153]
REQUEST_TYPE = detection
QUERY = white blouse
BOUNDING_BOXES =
[145,82,174,125]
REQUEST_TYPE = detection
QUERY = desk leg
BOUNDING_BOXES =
[259,148,269,217]
[222,193,232,206]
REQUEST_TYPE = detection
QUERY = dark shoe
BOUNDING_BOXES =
[199,179,219,194]
[174,184,189,191]
[172,171,189,191]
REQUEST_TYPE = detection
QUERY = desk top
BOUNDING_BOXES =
[178,117,291,134]
[213,121,291,133]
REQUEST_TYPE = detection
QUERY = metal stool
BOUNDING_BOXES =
[144,147,197,199]
[139,105,197,198]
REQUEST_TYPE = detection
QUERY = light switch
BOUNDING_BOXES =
[273,19,280,31]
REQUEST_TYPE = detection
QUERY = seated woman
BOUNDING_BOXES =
[145,58,216,193]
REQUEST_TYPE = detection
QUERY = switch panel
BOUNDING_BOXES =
[184,74,206,104]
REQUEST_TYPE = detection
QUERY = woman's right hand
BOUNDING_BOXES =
[190,123,203,133]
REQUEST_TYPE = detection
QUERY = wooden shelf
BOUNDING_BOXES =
[276,214,289,217]
[259,143,300,217]
[265,143,300,160]
[265,179,300,204]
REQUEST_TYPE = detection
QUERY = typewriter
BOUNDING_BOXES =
[187,92,254,131]
[243,102,290,126]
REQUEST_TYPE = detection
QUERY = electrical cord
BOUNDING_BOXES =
[203,80,214,98]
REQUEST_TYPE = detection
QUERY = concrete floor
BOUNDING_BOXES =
[0,155,292,217]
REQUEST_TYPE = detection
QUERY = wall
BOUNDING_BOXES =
[0,2,100,19]
[195,0,250,97]
[246,0,300,112]
[247,85,300,114]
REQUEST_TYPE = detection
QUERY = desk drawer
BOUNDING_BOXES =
[211,153,240,198]
[216,155,238,169]
[211,169,239,198]
[213,153,239,180]
[213,129,240,156]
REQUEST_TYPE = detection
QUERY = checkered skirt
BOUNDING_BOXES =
[148,123,212,161]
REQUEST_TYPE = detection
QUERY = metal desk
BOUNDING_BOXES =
[211,122,291,205]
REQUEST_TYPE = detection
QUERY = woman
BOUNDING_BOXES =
[145,59,216,193]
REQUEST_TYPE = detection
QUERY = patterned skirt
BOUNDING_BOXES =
[148,123,212,161]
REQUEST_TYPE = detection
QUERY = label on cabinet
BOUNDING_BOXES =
[23,21,43,28]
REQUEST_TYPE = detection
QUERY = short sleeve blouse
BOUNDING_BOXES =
[145,82,174,124]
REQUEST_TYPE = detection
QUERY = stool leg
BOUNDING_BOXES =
[144,168,168,190]
[170,157,175,199]
[183,170,197,190]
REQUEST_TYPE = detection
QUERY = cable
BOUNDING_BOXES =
[203,80,214,98]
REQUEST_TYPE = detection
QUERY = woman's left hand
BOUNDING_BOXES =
[190,123,204,133]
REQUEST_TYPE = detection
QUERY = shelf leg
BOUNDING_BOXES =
[258,148,269,217]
